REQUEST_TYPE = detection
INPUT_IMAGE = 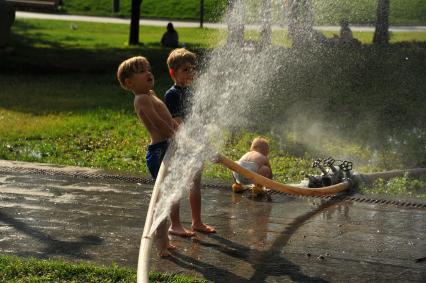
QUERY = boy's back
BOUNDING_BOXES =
[240,150,269,168]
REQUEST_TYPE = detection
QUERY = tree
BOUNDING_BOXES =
[286,0,315,47]
[129,0,142,45]
[226,0,244,47]
[373,0,390,44]
[260,0,272,48]
[200,0,204,28]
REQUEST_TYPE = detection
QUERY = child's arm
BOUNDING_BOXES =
[164,90,184,126]
[173,117,184,126]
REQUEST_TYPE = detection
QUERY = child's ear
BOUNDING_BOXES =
[169,68,175,78]
[123,78,133,90]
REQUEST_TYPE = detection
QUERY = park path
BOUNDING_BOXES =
[0,159,425,282]
[16,11,426,32]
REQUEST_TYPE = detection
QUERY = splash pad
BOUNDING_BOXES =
[135,1,426,282]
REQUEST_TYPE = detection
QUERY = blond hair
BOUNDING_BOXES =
[250,137,269,155]
[117,56,150,89]
[167,48,196,70]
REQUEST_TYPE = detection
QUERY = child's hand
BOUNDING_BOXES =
[210,154,220,163]
[172,120,179,131]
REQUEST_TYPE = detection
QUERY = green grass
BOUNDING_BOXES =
[10,19,222,50]
[59,0,426,25]
[313,0,426,25]
[1,18,426,186]
[360,175,426,200]
[1,17,425,282]
[0,255,208,282]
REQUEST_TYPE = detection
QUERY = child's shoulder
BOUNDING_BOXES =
[165,85,182,102]
[134,91,155,105]
[165,85,179,95]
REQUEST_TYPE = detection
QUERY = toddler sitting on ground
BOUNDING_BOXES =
[232,137,273,195]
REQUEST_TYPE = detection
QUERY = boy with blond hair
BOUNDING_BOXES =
[117,56,178,257]
[232,137,273,194]
[165,48,216,236]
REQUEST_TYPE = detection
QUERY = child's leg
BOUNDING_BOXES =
[155,219,176,257]
[169,201,195,237]
[258,165,272,179]
[251,166,272,197]
[190,173,216,233]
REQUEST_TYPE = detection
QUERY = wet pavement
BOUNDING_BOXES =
[0,161,425,282]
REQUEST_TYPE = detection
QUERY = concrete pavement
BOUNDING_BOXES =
[1,160,425,282]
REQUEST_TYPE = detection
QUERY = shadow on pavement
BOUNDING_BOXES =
[0,210,103,259]
[168,196,344,282]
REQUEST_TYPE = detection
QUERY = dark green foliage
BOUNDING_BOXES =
[61,0,228,22]
[1,19,425,187]
[254,43,426,170]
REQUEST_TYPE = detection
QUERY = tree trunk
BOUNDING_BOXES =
[129,0,142,45]
[200,0,204,28]
[373,0,390,44]
[260,0,272,48]
[287,0,315,47]
[226,0,244,47]
[112,0,120,13]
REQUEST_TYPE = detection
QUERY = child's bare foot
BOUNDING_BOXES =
[192,223,216,234]
[167,243,177,250]
[169,226,196,237]
[158,243,176,257]
[159,249,171,257]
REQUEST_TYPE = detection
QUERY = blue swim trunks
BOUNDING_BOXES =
[146,140,169,179]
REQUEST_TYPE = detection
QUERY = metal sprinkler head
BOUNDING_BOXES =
[323,157,338,174]
[339,160,353,179]
[312,158,328,175]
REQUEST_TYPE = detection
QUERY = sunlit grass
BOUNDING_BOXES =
[12,19,425,52]
[360,175,426,200]
[12,20,222,49]
[2,18,425,193]
[0,255,208,283]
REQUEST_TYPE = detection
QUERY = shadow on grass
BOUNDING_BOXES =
[2,34,167,74]
[0,23,178,114]
[3,20,204,74]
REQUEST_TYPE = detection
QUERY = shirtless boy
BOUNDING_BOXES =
[117,56,178,256]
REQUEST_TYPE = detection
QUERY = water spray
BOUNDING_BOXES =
[134,1,426,281]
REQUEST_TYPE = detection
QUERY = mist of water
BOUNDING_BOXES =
[148,1,285,235]
[147,0,426,234]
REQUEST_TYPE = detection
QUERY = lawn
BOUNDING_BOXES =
[1,16,426,282]
[0,255,208,282]
[59,0,426,25]
[1,19,426,190]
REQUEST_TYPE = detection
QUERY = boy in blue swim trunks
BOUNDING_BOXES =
[165,48,216,236]
[117,56,178,257]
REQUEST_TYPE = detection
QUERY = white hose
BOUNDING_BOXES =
[137,148,172,283]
